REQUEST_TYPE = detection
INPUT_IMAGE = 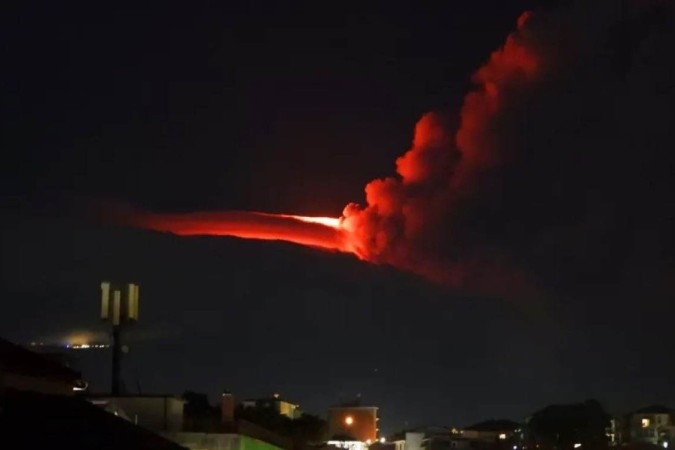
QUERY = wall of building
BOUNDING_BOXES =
[102,396,184,432]
[163,432,239,450]
[163,432,285,450]
[277,401,299,419]
[243,398,300,420]
[328,407,378,442]
[630,413,672,445]
[406,432,424,450]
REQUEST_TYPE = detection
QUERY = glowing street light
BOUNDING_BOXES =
[345,416,354,426]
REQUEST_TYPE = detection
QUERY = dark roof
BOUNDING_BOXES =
[0,388,187,450]
[464,420,521,432]
[633,405,673,414]
[88,393,185,400]
[0,337,82,384]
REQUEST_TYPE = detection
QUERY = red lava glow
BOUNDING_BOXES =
[277,214,342,229]
[137,210,353,254]
[132,11,542,291]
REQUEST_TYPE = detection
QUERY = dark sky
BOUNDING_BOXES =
[2,0,674,435]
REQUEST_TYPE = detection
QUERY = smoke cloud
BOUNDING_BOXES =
[126,0,673,300]
[342,0,675,296]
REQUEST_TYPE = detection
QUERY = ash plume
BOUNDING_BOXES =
[124,0,674,300]
[342,0,675,296]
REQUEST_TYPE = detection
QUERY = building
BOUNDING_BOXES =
[88,394,186,432]
[327,403,379,443]
[461,420,521,444]
[162,391,292,450]
[242,393,302,419]
[402,426,469,450]
[0,336,86,395]
[629,405,674,447]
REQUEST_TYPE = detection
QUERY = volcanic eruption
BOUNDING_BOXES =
[135,10,538,285]
[134,0,675,294]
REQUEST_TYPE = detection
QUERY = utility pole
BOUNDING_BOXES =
[100,281,139,394]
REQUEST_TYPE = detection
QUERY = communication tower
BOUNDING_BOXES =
[100,281,139,394]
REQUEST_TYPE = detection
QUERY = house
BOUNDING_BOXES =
[629,405,674,447]
[161,390,292,450]
[327,402,379,443]
[461,420,521,444]
[242,393,302,419]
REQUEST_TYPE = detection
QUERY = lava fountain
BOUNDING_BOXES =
[137,210,357,255]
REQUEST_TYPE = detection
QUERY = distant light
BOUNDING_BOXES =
[662,443,668,449]
[642,419,650,428]
[380,438,386,443]
[513,446,518,450]
[574,444,582,448]
[367,440,372,445]
[499,434,507,440]
[345,416,354,426]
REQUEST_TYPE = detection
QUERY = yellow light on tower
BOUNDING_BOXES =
[112,290,121,326]
[345,416,354,426]
[127,283,139,321]
[100,282,110,319]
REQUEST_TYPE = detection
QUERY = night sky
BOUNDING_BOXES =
[2,0,674,435]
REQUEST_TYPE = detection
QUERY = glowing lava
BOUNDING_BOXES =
[278,214,342,228]
[137,210,352,254]
[128,10,542,290]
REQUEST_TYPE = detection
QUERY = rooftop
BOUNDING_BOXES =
[633,405,673,415]
[464,419,521,432]
[1,388,187,450]
[0,336,82,385]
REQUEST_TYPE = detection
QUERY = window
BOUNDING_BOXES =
[642,418,650,428]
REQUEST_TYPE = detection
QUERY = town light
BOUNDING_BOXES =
[499,434,507,440]
[574,444,582,448]
[380,438,386,443]
[345,416,354,426]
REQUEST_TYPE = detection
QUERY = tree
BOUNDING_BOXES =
[525,399,611,450]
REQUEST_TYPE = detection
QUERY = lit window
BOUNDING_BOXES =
[642,419,650,428]
[499,434,507,440]
[345,416,354,426]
